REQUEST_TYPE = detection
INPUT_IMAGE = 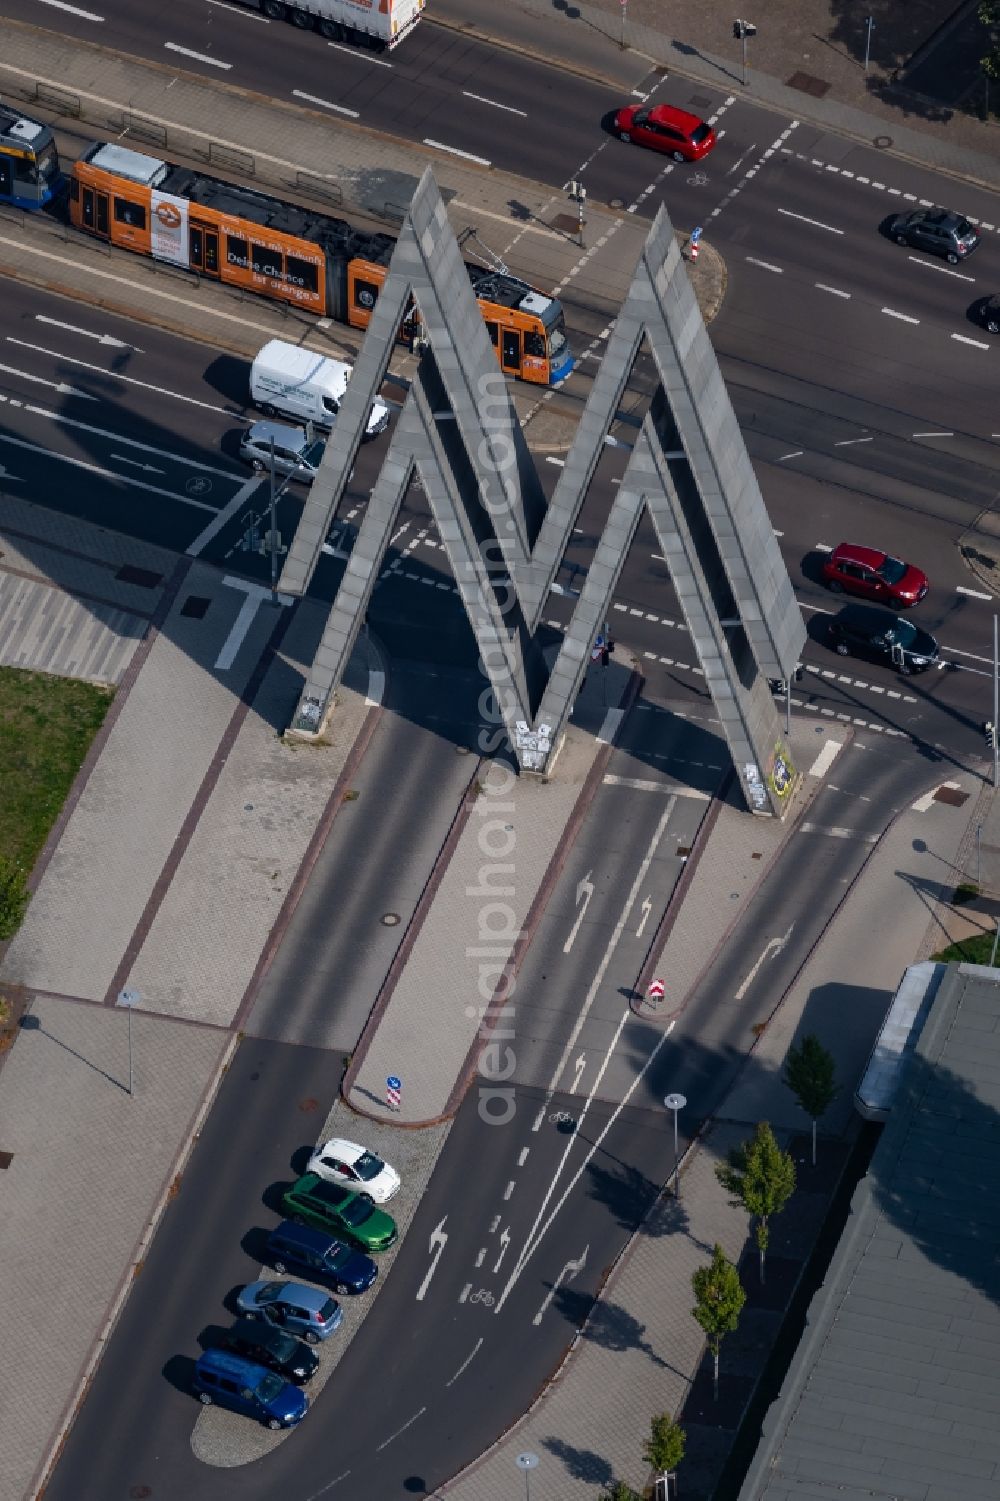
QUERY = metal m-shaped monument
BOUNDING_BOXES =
[278,169,805,816]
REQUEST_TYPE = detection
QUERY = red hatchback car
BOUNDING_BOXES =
[613,104,716,163]
[822,543,929,608]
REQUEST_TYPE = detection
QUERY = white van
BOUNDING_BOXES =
[250,340,390,441]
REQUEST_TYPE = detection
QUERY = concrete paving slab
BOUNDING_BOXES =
[0,995,230,1501]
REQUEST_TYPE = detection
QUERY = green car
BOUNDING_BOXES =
[282,1173,398,1254]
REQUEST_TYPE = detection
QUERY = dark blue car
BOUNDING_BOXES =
[193,1349,308,1429]
[266,1219,378,1295]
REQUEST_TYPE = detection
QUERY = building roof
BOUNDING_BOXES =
[738,963,1000,1501]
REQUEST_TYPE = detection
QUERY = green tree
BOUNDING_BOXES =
[783,1034,838,1166]
[716,1121,796,1283]
[644,1413,686,1492]
[691,1243,745,1400]
[600,1482,643,1501]
[0,856,29,941]
[980,2,1000,79]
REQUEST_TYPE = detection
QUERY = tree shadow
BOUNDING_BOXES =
[552,1285,679,1374]
[541,1436,613,1486]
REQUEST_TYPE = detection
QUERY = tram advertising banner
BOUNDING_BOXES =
[150,191,188,267]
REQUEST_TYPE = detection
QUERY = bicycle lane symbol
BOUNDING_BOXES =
[460,1285,495,1307]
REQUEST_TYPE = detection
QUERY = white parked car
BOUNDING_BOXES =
[306,1138,400,1203]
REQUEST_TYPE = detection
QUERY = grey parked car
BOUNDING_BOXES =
[237,1280,343,1343]
[239,419,326,483]
[888,208,979,265]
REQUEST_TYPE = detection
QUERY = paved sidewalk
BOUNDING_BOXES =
[437,764,989,1501]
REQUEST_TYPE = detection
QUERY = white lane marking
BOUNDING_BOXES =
[207,0,268,16]
[110,453,164,474]
[913,431,954,437]
[546,456,566,467]
[517,1146,529,1167]
[597,707,624,743]
[6,337,235,414]
[35,0,102,15]
[945,643,994,665]
[799,823,878,842]
[35,314,140,351]
[553,803,677,1115]
[952,333,990,349]
[496,1017,676,1314]
[415,1217,449,1301]
[834,437,873,446]
[807,739,843,778]
[815,283,851,298]
[734,924,794,1001]
[375,1408,426,1453]
[20,399,241,478]
[445,1339,483,1387]
[459,1284,472,1303]
[0,432,215,511]
[813,542,834,552]
[0,360,97,401]
[563,870,595,955]
[327,38,392,65]
[164,41,232,68]
[912,781,962,812]
[462,90,527,116]
[602,775,710,799]
[503,1180,515,1200]
[291,89,359,118]
[957,585,993,600]
[908,256,974,281]
[882,307,919,324]
[532,1245,588,1326]
[777,207,843,234]
[424,139,491,166]
[216,578,289,670]
[777,450,803,461]
[746,257,783,272]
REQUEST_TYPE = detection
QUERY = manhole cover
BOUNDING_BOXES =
[873,134,893,149]
[549,213,580,234]
[688,93,713,111]
[382,912,401,926]
[786,70,831,98]
[934,784,969,806]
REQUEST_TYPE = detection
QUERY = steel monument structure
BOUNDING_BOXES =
[277,170,805,816]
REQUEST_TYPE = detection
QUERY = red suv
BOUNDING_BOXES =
[822,543,929,608]
[613,104,716,163]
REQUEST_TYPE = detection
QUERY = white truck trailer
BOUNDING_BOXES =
[235,0,424,49]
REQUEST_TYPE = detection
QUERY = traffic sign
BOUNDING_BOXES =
[647,978,666,1002]
[386,1075,402,1110]
[690,226,703,243]
[591,633,606,663]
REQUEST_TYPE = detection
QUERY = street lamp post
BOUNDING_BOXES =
[863,15,874,73]
[118,988,140,1097]
[515,1451,539,1501]
[664,1092,687,1198]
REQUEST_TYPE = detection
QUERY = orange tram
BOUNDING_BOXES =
[69,142,575,386]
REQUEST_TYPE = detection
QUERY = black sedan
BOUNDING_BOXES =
[217,1317,320,1384]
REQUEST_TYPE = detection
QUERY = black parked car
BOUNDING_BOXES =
[828,604,940,674]
[888,208,979,265]
[979,294,1000,335]
[218,1317,320,1385]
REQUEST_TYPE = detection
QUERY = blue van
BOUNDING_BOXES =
[193,1349,308,1429]
[266,1220,378,1295]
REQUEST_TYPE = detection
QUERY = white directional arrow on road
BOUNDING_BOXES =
[563,870,595,954]
[36,314,141,351]
[0,362,97,401]
[568,1052,586,1096]
[635,895,653,938]
[493,1227,511,1273]
[734,922,795,1001]
[532,1245,589,1326]
[416,1217,449,1301]
[111,455,165,474]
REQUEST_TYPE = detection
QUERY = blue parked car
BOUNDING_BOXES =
[266,1220,378,1295]
[237,1280,343,1343]
[192,1349,307,1429]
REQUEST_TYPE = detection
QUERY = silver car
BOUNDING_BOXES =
[237,1280,342,1344]
[239,420,326,483]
